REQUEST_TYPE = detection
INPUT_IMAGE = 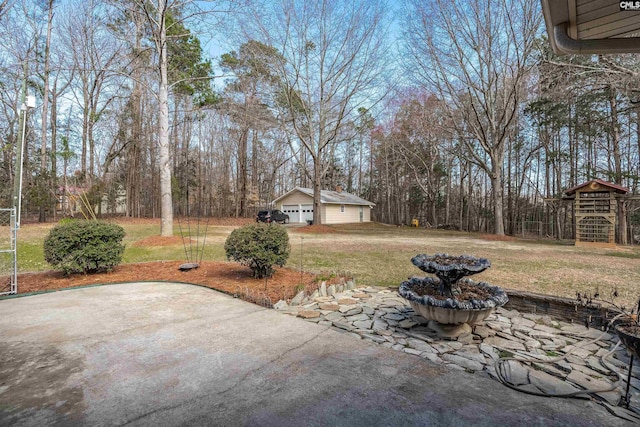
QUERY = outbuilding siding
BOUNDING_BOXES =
[323,204,362,224]
[273,187,374,225]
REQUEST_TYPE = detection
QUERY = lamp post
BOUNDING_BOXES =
[13,94,35,228]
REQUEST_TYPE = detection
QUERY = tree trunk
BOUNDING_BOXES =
[608,87,626,245]
[637,106,640,192]
[251,130,259,201]
[40,0,53,172]
[466,161,472,231]
[619,200,628,245]
[158,0,173,236]
[491,168,505,235]
[127,24,143,218]
[608,87,623,185]
[81,98,88,174]
[88,114,95,181]
[443,160,450,225]
[312,157,322,225]
[238,128,248,217]
[50,81,58,219]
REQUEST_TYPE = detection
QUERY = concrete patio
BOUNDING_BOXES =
[0,282,634,426]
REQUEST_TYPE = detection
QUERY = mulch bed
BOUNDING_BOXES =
[1,217,348,306]
[4,261,321,306]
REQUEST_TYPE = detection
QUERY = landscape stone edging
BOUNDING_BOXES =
[292,285,623,329]
[504,289,622,328]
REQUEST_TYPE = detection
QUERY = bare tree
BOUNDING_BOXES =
[391,92,451,226]
[38,0,54,172]
[0,1,39,211]
[0,0,12,19]
[65,0,125,181]
[124,0,223,235]
[404,0,540,235]
[237,0,390,224]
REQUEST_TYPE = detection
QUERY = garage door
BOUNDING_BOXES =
[282,205,300,223]
[301,204,314,223]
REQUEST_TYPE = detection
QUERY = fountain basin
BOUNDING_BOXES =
[399,277,508,325]
[412,253,490,284]
[407,301,496,325]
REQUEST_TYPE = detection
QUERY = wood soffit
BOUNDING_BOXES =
[541,0,640,54]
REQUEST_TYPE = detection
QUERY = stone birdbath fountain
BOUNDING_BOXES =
[399,253,508,338]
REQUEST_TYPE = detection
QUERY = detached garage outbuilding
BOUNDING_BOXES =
[273,186,375,225]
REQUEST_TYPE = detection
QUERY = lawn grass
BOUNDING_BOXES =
[121,224,161,242]
[11,221,232,272]
[288,223,640,307]
[9,219,640,307]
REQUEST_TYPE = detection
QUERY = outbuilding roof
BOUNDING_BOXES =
[564,179,629,196]
[273,187,375,206]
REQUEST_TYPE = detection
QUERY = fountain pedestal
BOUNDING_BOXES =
[427,321,472,339]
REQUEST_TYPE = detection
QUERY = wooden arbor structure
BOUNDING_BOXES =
[564,179,628,248]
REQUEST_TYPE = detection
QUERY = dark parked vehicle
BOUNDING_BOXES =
[256,209,289,224]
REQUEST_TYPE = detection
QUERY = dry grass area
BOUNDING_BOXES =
[297,224,341,234]
[287,224,640,308]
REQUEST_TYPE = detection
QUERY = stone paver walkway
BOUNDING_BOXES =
[276,282,640,421]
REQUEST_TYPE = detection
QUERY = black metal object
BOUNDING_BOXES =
[400,254,508,310]
[177,216,209,271]
[179,262,199,271]
[618,355,634,409]
[411,253,491,298]
[615,323,640,409]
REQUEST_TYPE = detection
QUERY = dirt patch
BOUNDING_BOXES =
[479,234,518,242]
[10,261,329,305]
[297,225,340,234]
[133,236,192,247]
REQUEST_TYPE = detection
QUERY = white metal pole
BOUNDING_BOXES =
[11,208,17,294]
[16,104,27,228]
[14,94,34,228]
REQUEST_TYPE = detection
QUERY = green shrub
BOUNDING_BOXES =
[224,223,290,278]
[43,220,126,275]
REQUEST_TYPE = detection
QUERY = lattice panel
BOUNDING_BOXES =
[576,216,615,244]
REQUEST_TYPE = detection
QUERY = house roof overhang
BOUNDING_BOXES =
[541,0,640,55]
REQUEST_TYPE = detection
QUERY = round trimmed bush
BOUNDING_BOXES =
[224,223,290,278]
[44,220,126,275]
